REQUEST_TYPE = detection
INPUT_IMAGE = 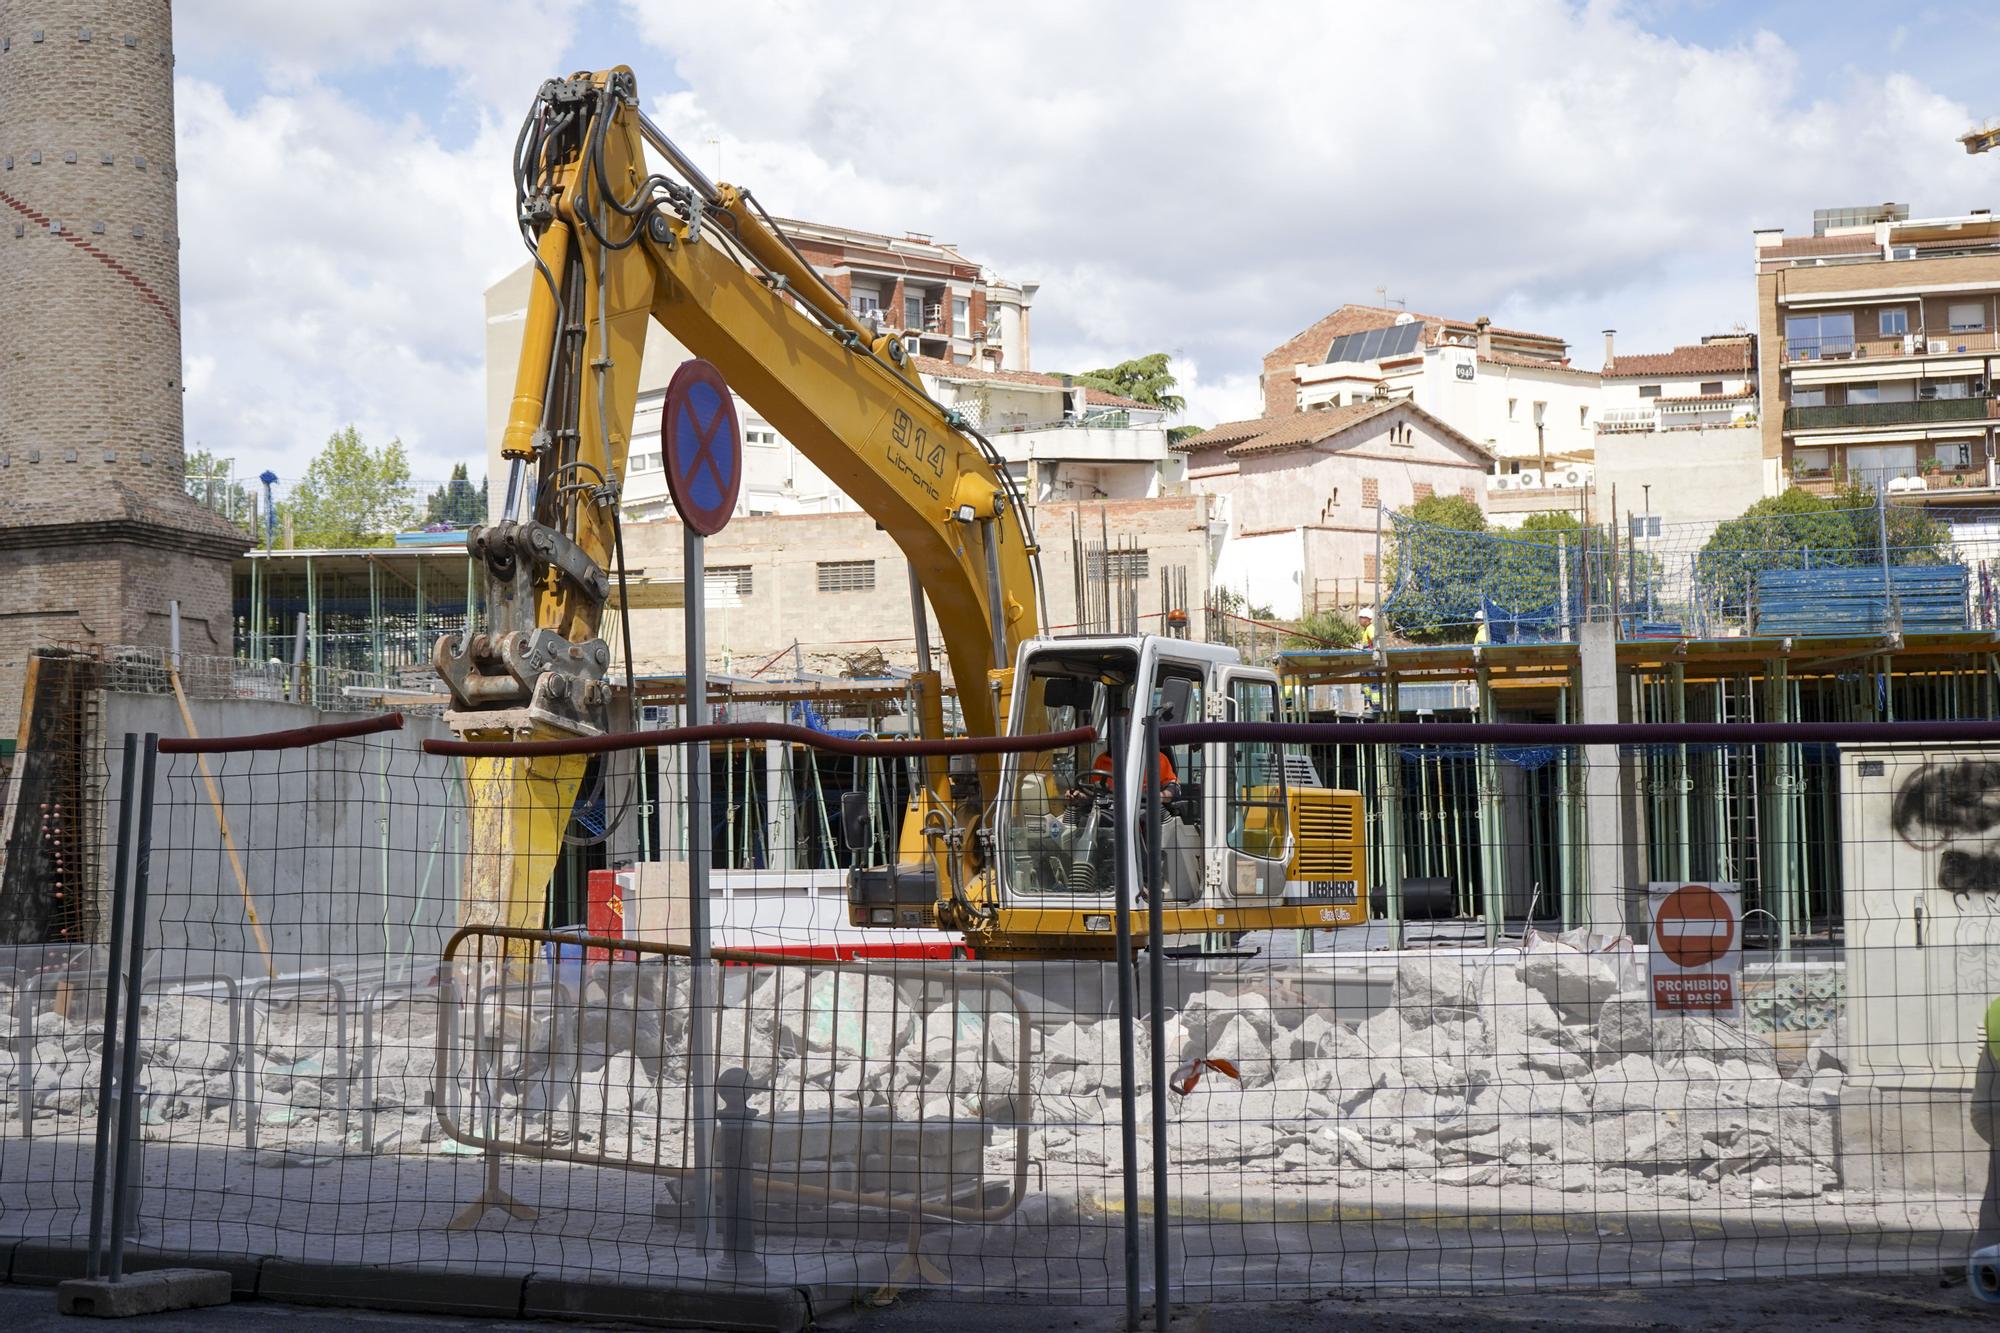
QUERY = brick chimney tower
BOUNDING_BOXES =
[0,0,246,728]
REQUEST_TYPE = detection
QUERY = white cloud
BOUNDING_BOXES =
[619,0,1991,409]
[167,0,1999,494]
[173,75,526,484]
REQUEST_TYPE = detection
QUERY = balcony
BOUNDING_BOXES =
[1783,330,2000,362]
[1783,398,1993,430]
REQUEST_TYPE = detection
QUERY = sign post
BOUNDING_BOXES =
[1647,881,1742,1015]
[661,359,742,1249]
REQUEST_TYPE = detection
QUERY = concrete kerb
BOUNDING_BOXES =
[256,1260,522,1319]
[1,1247,818,1330]
[1098,1187,1978,1247]
[521,1273,813,1332]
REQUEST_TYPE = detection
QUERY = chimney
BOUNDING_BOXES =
[1602,329,1615,367]
[1475,316,1493,360]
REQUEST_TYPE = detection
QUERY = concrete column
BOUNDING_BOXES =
[1578,619,1630,937]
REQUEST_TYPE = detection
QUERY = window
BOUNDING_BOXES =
[744,428,779,446]
[1950,302,1986,333]
[706,565,753,597]
[1225,677,1288,864]
[1792,448,1829,473]
[1848,382,1880,404]
[852,292,881,317]
[1507,397,1518,419]
[1085,548,1150,580]
[1638,385,1662,398]
[817,559,875,592]
[1533,401,1547,425]
[1785,312,1854,358]
[904,294,923,329]
[1578,405,1589,427]
[1791,386,1826,407]
[1942,442,1974,468]
[1700,381,1724,396]
[1629,515,1662,539]
[1880,308,1909,337]
[953,297,970,337]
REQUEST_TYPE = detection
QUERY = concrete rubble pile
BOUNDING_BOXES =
[1148,940,1846,1201]
[4,947,1850,1209]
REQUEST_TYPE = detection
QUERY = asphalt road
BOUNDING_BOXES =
[2,1273,1996,1331]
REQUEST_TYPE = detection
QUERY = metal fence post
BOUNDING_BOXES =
[84,732,140,1280]
[1143,708,1170,1332]
[714,1067,763,1282]
[1109,703,1140,1330]
[106,732,159,1282]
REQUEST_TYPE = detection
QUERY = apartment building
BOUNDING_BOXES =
[1265,303,1602,470]
[1757,203,2000,497]
[780,217,1036,373]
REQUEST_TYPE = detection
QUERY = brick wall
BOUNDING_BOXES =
[0,0,245,737]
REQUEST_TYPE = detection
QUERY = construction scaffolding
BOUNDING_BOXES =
[1279,629,2000,952]
[235,547,480,683]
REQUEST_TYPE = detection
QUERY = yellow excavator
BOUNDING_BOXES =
[435,67,1364,958]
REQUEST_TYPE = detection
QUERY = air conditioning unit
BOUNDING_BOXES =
[1491,475,1515,492]
[1560,467,1587,488]
[1920,384,1939,400]
[1516,469,1542,489]
[1975,379,1990,396]
[1905,334,1920,354]
[1930,339,1951,354]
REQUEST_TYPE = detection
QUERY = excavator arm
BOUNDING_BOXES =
[435,68,1040,930]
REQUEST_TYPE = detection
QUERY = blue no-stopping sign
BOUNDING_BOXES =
[661,359,742,536]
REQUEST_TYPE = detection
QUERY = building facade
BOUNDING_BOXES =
[1756,205,2000,497]
[0,0,247,734]
[1178,399,1493,617]
[780,217,1035,373]
[1263,303,1602,471]
[1588,332,1766,527]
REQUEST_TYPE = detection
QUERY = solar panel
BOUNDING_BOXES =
[1326,321,1422,364]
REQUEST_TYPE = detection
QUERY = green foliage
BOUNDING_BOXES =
[1167,424,1204,447]
[1386,498,1594,643]
[1693,486,1952,613]
[282,426,417,549]
[1384,495,1487,643]
[1070,353,1186,415]
[424,462,487,528]
[1285,607,1363,650]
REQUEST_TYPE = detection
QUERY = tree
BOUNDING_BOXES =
[282,426,418,548]
[1694,485,1951,617]
[1070,353,1186,415]
[1285,607,1363,650]
[424,463,487,528]
[1383,493,1488,643]
[182,447,255,529]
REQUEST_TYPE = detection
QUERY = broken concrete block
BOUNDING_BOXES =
[1521,943,1623,1024]
[1391,956,1479,1018]
[1178,988,1278,1051]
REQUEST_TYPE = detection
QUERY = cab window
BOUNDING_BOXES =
[1227,677,1287,860]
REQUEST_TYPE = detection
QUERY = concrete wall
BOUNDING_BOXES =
[92,693,639,983]
[614,496,1217,675]
[1590,423,1768,527]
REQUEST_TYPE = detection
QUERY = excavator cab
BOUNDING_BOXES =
[986,636,1299,948]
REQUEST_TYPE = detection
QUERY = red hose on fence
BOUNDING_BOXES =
[158,711,406,754]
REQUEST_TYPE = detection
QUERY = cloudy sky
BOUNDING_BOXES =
[172,0,2000,488]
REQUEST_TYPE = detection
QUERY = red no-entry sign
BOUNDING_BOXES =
[1648,881,1741,1014]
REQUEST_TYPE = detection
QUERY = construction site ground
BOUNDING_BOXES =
[0,1270,1993,1330]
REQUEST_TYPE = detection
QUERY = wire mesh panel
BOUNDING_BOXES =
[8,714,2000,1307]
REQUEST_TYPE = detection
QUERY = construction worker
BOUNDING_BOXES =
[1974,995,2000,1251]
[1090,745,1177,791]
[1357,607,1377,649]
